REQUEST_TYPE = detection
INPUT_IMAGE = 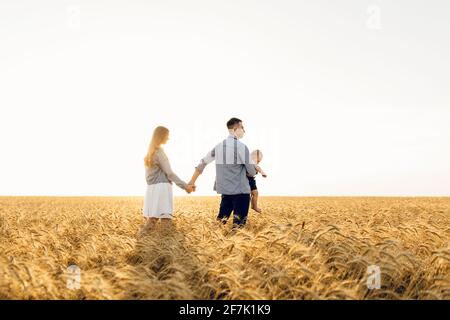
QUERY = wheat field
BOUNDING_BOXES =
[0,196,449,300]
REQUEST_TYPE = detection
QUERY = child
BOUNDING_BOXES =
[248,149,267,213]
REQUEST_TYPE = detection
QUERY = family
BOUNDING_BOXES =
[140,117,267,233]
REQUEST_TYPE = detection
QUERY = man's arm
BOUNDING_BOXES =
[188,170,201,187]
[240,144,257,177]
[188,147,216,186]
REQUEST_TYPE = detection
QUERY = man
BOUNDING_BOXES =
[188,118,257,227]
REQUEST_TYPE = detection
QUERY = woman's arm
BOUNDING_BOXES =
[157,150,189,190]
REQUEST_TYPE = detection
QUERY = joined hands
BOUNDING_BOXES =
[185,183,196,194]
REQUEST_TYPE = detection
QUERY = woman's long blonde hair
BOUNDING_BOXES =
[144,126,169,168]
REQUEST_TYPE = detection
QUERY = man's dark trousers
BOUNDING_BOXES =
[217,193,251,227]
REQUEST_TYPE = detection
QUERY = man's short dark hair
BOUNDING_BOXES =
[227,117,242,129]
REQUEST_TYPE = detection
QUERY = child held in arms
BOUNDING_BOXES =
[248,149,267,213]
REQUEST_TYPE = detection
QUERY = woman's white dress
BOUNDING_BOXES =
[142,182,173,218]
[143,148,187,219]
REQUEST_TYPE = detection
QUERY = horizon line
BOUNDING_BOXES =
[1,194,450,198]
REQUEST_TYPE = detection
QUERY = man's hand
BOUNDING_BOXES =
[188,180,197,190]
[188,170,201,190]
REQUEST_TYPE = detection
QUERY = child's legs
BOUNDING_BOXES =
[251,189,259,208]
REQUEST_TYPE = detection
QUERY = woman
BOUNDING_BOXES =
[141,126,194,232]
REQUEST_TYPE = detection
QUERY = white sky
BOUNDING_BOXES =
[0,0,449,196]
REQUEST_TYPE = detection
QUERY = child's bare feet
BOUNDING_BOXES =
[251,205,262,213]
